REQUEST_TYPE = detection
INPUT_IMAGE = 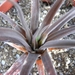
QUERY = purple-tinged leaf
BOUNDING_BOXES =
[49,7,75,33]
[0,36,23,46]
[0,28,31,51]
[32,25,48,49]
[40,7,75,43]
[43,7,75,35]
[32,0,65,47]
[33,0,65,43]
[31,0,39,33]
[32,25,49,49]
[47,25,75,41]
[8,0,31,41]
[4,53,27,75]
[36,59,45,75]
[20,53,39,75]
[15,25,26,38]
[0,12,26,38]
[12,70,19,75]
[41,0,65,28]
[5,42,27,53]
[0,12,16,27]
[40,40,75,49]
[41,51,57,75]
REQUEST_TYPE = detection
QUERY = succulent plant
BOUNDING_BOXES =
[0,0,75,75]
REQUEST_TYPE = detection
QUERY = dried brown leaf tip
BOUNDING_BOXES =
[65,0,75,6]
[72,0,75,6]
[0,0,75,75]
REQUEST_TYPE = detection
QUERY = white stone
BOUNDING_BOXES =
[1,60,5,65]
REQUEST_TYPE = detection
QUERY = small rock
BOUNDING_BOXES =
[1,60,5,65]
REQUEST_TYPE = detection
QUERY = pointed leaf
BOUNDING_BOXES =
[4,53,27,75]
[8,0,27,28]
[20,53,39,75]
[47,25,75,41]
[15,25,26,38]
[40,40,75,49]
[0,12,26,37]
[32,25,48,48]
[0,28,31,51]
[41,51,57,75]
[41,7,75,43]
[33,0,65,44]
[8,0,31,41]
[44,7,75,35]
[0,12,16,27]
[31,0,39,33]
[41,0,65,28]
[36,59,45,75]
[5,42,27,53]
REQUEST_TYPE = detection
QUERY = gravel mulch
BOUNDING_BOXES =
[0,0,75,75]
